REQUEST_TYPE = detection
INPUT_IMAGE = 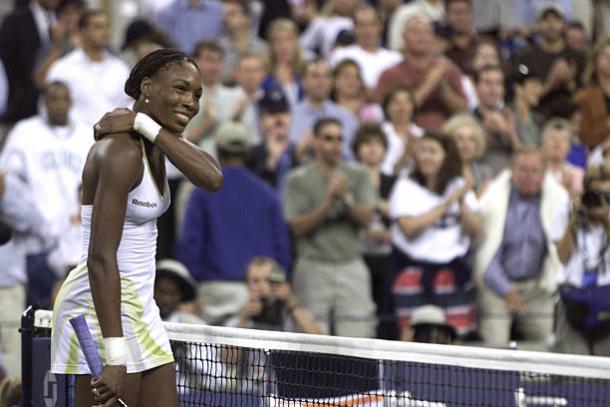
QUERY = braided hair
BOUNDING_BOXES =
[124,49,199,100]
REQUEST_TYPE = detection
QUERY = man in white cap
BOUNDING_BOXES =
[403,305,457,345]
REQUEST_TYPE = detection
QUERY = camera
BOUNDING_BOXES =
[581,189,606,210]
[251,266,287,328]
[252,297,285,327]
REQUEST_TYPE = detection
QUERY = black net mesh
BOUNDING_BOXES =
[26,311,610,407]
[167,340,610,406]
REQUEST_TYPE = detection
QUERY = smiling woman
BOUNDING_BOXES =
[50,49,223,407]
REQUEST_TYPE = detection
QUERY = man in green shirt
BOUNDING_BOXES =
[283,117,378,337]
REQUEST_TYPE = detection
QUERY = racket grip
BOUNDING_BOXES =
[69,315,103,379]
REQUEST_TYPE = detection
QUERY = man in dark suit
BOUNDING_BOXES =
[0,0,59,124]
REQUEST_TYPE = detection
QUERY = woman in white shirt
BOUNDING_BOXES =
[389,132,481,339]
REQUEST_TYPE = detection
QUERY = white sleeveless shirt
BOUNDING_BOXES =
[51,140,175,374]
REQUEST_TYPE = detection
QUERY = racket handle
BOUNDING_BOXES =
[69,315,103,379]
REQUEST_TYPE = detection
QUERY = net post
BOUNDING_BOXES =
[21,305,37,407]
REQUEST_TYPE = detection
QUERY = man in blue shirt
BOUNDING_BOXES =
[178,121,292,325]
[289,58,358,160]
[474,148,570,348]
[155,0,224,55]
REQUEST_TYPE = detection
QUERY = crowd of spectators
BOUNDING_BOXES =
[3,0,610,382]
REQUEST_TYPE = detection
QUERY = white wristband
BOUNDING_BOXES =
[104,337,127,366]
[133,112,161,143]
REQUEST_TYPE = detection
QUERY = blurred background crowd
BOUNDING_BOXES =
[2,0,610,386]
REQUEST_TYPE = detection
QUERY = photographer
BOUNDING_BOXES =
[555,164,610,355]
[228,257,322,334]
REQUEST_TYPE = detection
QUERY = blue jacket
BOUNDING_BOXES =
[178,165,292,282]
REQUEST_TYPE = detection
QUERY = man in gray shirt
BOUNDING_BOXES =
[474,148,570,348]
[283,117,377,337]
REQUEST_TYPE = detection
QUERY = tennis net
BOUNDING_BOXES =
[24,308,610,406]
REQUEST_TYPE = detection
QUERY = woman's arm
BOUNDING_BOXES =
[460,200,482,237]
[556,214,578,265]
[396,185,466,239]
[86,136,142,339]
[154,130,223,191]
[396,203,450,240]
[95,110,223,192]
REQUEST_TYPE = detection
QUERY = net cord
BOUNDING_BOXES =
[35,309,610,380]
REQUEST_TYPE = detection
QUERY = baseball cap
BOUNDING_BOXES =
[411,305,456,335]
[156,259,197,302]
[513,63,540,85]
[258,88,290,114]
[537,3,565,20]
[216,121,251,153]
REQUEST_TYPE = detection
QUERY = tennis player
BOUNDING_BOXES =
[50,49,223,406]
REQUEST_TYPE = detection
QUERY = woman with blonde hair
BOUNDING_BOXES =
[541,118,584,199]
[442,113,492,196]
[263,19,307,109]
[575,38,610,149]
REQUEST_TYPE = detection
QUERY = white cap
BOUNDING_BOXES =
[411,305,452,328]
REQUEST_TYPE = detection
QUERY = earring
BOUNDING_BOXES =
[145,97,150,104]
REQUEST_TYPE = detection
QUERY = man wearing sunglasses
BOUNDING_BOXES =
[283,117,378,338]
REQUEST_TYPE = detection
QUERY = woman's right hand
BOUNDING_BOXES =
[91,364,127,406]
[93,109,137,141]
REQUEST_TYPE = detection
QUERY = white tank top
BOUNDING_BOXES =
[79,141,170,272]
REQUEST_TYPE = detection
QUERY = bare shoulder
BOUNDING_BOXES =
[81,133,143,202]
[91,133,142,168]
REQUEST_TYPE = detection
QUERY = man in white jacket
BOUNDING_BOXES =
[0,81,92,310]
[474,148,569,348]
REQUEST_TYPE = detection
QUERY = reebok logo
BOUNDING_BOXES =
[131,198,157,208]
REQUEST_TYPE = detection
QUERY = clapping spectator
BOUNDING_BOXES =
[380,86,424,175]
[511,4,584,119]
[219,0,268,84]
[388,0,445,52]
[329,6,401,91]
[376,14,468,131]
[541,118,584,199]
[511,64,544,147]
[262,19,307,109]
[352,123,398,339]
[331,59,382,123]
[473,65,521,175]
[443,113,492,196]
[230,53,267,144]
[575,38,610,150]
[246,88,300,189]
[300,0,356,59]
[289,58,358,159]
[283,117,377,337]
[389,132,481,339]
[33,0,86,89]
